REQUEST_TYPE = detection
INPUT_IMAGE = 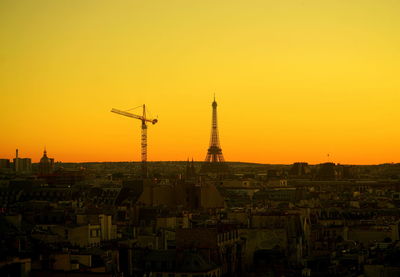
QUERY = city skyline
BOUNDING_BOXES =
[1,93,399,165]
[2,3,400,276]
[1,1,400,164]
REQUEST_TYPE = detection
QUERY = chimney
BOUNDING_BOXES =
[16,149,18,158]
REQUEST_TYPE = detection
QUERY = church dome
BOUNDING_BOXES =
[40,150,50,164]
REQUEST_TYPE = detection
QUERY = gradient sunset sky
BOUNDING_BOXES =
[1,0,400,164]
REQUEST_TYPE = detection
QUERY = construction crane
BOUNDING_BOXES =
[111,105,158,178]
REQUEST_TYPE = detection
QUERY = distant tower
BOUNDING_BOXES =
[205,96,225,162]
[201,96,229,173]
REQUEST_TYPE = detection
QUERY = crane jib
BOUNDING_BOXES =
[111,105,158,178]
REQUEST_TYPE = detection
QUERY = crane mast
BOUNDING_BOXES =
[141,105,147,176]
[111,105,158,178]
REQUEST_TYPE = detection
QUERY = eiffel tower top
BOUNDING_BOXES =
[212,93,217,107]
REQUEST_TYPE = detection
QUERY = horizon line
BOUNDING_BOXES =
[20,160,400,166]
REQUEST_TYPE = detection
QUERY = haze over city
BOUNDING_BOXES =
[1,0,400,164]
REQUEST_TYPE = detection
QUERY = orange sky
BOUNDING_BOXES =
[1,1,400,164]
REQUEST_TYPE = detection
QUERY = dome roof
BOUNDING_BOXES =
[40,150,50,163]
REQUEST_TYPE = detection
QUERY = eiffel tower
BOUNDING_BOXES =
[201,96,230,173]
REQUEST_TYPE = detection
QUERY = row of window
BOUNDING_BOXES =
[217,230,239,243]
[90,229,101,238]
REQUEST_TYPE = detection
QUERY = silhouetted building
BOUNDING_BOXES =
[38,149,54,176]
[44,168,85,187]
[316,162,337,180]
[0,159,10,168]
[0,159,11,173]
[13,149,31,174]
[289,162,311,178]
[176,224,243,276]
[175,180,201,210]
[185,158,197,178]
[341,165,359,179]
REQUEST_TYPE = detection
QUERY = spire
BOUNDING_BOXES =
[212,94,217,108]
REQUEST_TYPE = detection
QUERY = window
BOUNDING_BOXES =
[90,229,99,238]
